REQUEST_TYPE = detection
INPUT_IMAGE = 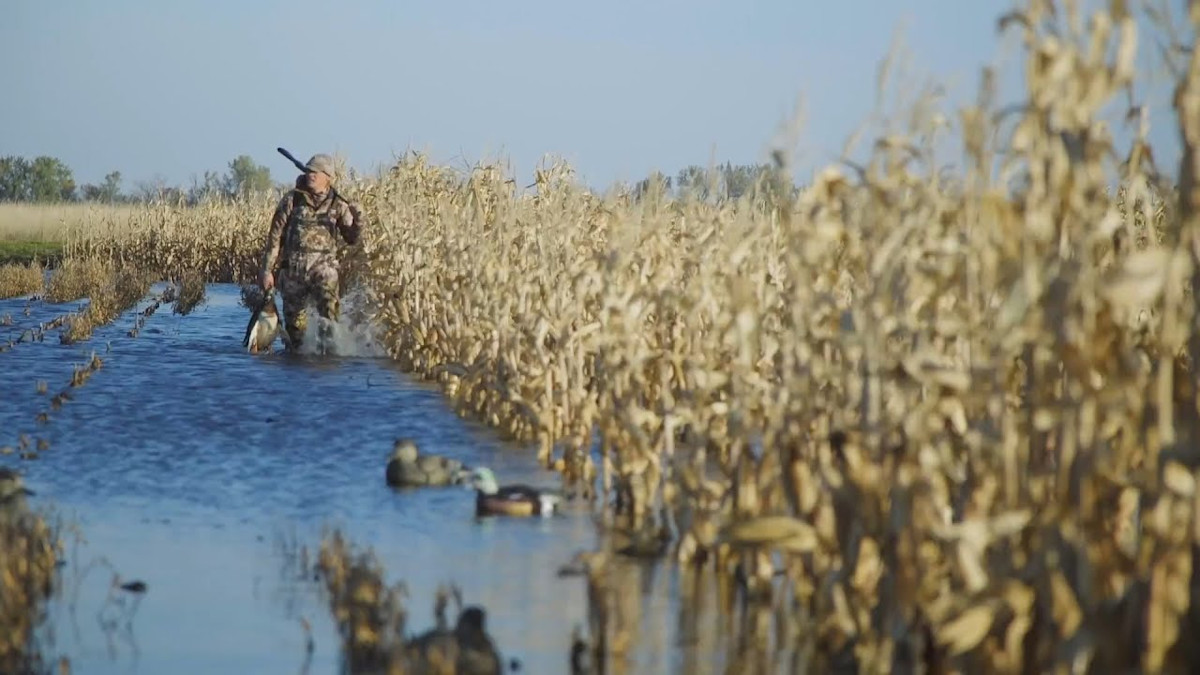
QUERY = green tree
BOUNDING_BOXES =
[81,170,124,203]
[633,170,672,202]
[28,156,76,202]
[675,165,716,200]
[0,156,33,201]
[100,171,122,202]
[718,162,759,201]
[187,170,226,203]
[673,162,795,204]
[225,155,273,198]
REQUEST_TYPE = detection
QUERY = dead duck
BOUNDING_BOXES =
[386,439,472,488]
[405,605,505,675]
[467,467,562,517]
[243,287,281,354]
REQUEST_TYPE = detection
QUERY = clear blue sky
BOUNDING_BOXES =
[1,0,1187,192]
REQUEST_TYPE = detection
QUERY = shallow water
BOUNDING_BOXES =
[0,284,727,674]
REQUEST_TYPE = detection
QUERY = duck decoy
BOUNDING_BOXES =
[467,467,562,517]
[386,439,472,487]
[405,605,505,675]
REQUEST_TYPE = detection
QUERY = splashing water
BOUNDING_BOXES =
[294,284,389,358]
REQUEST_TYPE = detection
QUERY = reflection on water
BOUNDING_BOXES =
[1,284,780,674]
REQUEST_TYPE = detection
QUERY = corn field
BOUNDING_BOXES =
[32,1,1200,671]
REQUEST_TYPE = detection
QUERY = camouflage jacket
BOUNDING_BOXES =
[260,185,363,277]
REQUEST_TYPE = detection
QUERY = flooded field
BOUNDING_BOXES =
[0,284,726,675]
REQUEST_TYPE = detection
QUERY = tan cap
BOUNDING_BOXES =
[304,154,337,180]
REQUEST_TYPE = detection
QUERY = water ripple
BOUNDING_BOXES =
[0,284,693,674]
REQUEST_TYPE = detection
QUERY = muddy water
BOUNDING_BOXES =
[0,284,722,675]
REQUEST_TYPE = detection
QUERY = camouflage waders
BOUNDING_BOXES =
[261,183,361,352]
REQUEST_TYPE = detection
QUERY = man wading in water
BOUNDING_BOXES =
[258,153,365,352]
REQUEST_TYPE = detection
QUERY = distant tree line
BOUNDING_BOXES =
[632,162,799,203]
[2,153,798,207]
[0,154,282,205]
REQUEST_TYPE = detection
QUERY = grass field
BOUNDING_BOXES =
[0,203,145,265]
[0,240,62,266]
[0,202,140,241]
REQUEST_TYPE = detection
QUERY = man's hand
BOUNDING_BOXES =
[260,270,275,292]
[340,205,363,245]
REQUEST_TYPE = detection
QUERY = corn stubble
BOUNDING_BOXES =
[0,504,63,674]
[171,269,206,316]
[0,261,45,300]
[54,1,1200,672]
[315,530,410,674]
[43,257,109,305]
[58,265,153,345]
[64,194,270,285]
[312,529,506,675]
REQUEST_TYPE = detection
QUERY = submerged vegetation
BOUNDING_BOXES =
[43,257,111,305]
[0,477,63,675]
[60,266,153,344]
[1,0,1199,672]
[311,529,511,675]
[171,268,207,316]
[0,260,45,300]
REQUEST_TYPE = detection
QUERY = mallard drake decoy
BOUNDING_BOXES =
[467,467,562,517]
[386,439,472,487]
[405,605,504,675]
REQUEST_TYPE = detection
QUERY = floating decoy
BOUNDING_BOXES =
[405,605,505,675]
[467,467,562,517]
[386,439,472,487]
